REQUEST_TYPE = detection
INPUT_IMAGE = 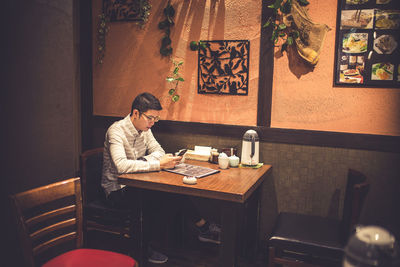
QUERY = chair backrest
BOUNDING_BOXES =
[10,177,83,267]
[341,169,370,240]
[80,148,105,204]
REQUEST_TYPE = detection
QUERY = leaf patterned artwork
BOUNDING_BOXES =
[103,0,149,22]
[197,40,249,95]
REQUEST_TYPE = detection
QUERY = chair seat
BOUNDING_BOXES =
[269,212,345,260]
[85,199,134,216]
[85,199,136,225]
[42,248,136,267]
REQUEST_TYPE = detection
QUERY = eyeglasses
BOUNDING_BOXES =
[141,112,160,122]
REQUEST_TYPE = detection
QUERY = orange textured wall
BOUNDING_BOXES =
[92,0,261,126]
[271,0,400,136]
[93,0,400,136]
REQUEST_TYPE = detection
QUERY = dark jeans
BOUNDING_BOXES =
[106,186,202,249]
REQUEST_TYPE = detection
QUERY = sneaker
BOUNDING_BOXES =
[198,222,221,244]
[148,248,168,264]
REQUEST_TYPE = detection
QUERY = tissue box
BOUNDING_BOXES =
[184,149,210,162]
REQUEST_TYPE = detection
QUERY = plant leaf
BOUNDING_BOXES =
[172,95,180,102]
[164,4,175,17]
[160,47,172,56]
[281,0,292,14]
[291,30,300,39]
[281,42,288,52]
[271,30,278,41]
[263,19,271,28]
[162,36,171,46]
[287,36,293,45]
[298,0,309,6]
[190,41,199,51]
[158,20,168,29]
[168,89,175,95]
[270,0,283,10]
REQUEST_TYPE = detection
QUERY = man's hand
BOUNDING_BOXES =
[160,154,182,169]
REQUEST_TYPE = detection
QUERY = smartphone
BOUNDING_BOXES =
[177,149,188,156]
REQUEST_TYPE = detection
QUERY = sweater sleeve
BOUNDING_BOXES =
[107,128,161,174]
[143,129,165,162]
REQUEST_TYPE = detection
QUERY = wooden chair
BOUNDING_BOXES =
[80,148,141,254]
[267,169,370,267]
[10,177,137,267]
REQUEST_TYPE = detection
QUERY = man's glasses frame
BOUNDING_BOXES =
[140,112,160,122]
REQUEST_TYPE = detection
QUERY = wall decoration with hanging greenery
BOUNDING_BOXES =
[263,0,309,53]
[158,1,175,57]
[103,0,151,24]
[263,0,330,66]
[97,0,152,64]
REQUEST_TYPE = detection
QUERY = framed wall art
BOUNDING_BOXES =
[103,0,150,22]
[334,0,400,87]
[197,40,250,95]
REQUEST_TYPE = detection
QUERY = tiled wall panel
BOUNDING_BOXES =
[154,132,400,239]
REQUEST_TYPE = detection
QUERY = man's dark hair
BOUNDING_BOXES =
[130,92,162,115]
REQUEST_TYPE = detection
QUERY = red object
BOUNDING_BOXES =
[43,249,136,267]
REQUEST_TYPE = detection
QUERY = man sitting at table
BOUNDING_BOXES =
[101,92,221,264]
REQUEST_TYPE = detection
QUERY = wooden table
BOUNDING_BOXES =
[119,160,272,267]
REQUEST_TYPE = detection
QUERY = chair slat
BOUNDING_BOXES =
[26,205,76,227]
[30,218,76,240]
[15,179,77,210]
[33,231,76,255]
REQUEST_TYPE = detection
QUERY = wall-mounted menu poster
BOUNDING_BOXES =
[334,0,400,88]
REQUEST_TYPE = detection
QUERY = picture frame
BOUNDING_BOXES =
[102,0,148,22]
[197,40,250,95]
[333,0,400,88]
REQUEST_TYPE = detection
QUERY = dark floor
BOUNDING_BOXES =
[86,230,268,267]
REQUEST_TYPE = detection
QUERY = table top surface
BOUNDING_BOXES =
[118,160,272,203]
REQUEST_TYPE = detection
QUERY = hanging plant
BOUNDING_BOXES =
[166,60,184,102]
[96,13,110,64]
[263,0,309,53]
[158,1,175,57]
[189,40,207,53]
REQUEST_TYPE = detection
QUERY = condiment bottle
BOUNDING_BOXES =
[340,55,348,71]
[356,56,364,73]
[349,55,357,69]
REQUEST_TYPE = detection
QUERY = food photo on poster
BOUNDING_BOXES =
[334,0,400,87]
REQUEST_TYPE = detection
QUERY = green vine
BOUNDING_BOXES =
[166,60,184,102]
[263,0,309,52]
[158,1,175,57]
[96,13,110,64]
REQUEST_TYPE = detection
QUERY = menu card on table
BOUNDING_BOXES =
[163,163,220,178]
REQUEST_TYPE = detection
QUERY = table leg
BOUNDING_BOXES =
[242,187,261,261]
[220,201,242,267]
[135,189,146,266]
